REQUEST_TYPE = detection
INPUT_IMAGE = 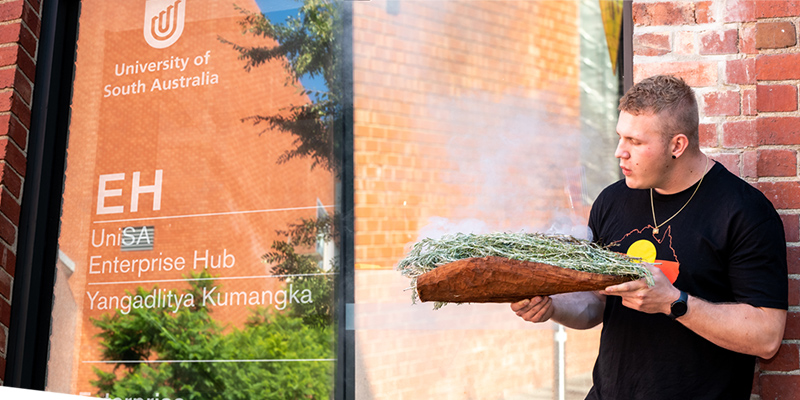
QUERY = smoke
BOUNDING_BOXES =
[415,88,593,241]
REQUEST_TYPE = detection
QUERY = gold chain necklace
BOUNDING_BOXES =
[650,156,709,235]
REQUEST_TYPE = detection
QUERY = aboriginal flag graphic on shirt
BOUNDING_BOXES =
[609,225,680,284]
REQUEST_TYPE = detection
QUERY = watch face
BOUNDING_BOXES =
[671,301,688,317]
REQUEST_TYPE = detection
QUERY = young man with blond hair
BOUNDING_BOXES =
[512,75,788,399]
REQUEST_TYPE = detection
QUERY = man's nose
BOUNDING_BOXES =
[615,141,628,159]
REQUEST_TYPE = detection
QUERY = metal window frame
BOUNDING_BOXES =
[6,0,80,389]
[336,2,356,400]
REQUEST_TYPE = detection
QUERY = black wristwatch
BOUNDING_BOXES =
[669,290,689,320]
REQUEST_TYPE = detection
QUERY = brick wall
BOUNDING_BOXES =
[0,0,40,385]
[630,1,800,398]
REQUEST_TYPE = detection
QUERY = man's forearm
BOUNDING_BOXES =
[551,291,606,330]
[678,295,786,359]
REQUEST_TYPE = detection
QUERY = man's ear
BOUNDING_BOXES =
[671,134,689,158]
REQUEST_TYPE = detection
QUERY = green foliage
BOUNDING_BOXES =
[219,309,335,399]
[91,272,334,400]
[264,214,337,328]
[220,0,342,173]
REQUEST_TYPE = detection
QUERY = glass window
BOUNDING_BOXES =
[44,0,622,398]
[46,1,341,398]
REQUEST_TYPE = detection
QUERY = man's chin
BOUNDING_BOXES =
[623,177,644,190]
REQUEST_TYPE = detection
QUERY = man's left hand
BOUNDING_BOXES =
[600,264,681,315]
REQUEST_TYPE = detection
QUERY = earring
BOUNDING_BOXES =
[672,155,677,159]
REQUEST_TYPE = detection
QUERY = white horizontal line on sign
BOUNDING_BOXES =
[92,204,336,224]
[0,386,89,399]
[87,272,336,286]
[82,358,336,364]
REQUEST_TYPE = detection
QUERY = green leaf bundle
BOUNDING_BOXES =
[397,232,655,308]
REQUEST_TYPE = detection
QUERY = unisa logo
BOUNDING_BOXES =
[143,0,185,49]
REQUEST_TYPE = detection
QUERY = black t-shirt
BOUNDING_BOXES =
[585,162,788,400]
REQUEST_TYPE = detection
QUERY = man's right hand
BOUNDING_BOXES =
[511,292,606,329]
[511,296,555,323]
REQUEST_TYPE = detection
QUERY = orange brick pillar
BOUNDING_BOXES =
[630,1,800,398]
[0,0,41,384]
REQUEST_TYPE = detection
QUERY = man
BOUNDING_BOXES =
[511,75,787,399]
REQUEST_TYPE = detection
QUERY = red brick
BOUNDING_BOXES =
[743,150,758,178]
[11,92,31,127]
[781,214,800,242]
[28,0,40,14]
[21,0,41,40]
[632,1,695,26]
[752,369,761,396]
[722,120,756,147]
[0,68,13,90]
[635,62,718,87]
[0,245,15,276]
[0,326,5,356]
[741,25,757,55]
[758,117,800,145]
[0,214,14,246]
[785,311,800,338]
[758,149,797,178]
[0,23,21,44]
[0,350,5,380]
[727,58,755,85]
[0,138,26,177]
[760,343,800,372]
[695,1,714,23]
[790,279,800,306]
[0,0,24,22]
[673,31,696,55]
[756,0,800,18]
[704,90,740,116]
[712,153,740,176]
[757,54,800,81]
[0,188,20,224]
[757,85,798,113]
[4,114,27,151]
[757,182,800,210]
[0,296,8,326]
[0,46,17,67]
[13,69,31,105]
[0,163,21,198]
[18,21,37,59]
[700,29,739,55]
[743,88,756,116]
[15,46,35,84]
[757,21,797,49]
[0,268,10,302]
[723,0,756,22]
[0,323,6,353]
[633,32,671,56]
[699,123,717,147]
[0,91,10,112]
[760,374,800,399]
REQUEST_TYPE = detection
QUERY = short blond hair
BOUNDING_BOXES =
[619,75,699,146]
